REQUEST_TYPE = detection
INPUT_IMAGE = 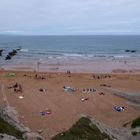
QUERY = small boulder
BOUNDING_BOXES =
[23,132,45,140]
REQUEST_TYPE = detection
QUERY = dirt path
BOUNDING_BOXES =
[0,84,10,107]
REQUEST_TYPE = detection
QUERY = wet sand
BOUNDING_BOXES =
[0,70,140,139]
[1,56,140,73]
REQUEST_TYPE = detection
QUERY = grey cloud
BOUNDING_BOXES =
[0,0,140,35]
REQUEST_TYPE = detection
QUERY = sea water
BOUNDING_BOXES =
[0,35,140,67]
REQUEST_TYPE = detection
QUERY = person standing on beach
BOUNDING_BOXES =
[37,61,41,71]
[124,60,127,64]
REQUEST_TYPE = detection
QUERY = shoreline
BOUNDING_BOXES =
[1,58,140,74]
[1,49,140,74]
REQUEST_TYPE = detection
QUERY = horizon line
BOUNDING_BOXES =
[0,34,140,36]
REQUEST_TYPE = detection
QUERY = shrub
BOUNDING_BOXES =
[131,116,140,128]
[131,131,137,136]
[0,117,23,139]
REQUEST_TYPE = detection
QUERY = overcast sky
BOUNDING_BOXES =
[0,0,140,35]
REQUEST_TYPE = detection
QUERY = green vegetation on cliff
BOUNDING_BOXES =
[0,117,23,139]
[131,116,140,128]
[52,117,112,140]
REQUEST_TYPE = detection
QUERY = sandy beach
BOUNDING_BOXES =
[0,69,140,139]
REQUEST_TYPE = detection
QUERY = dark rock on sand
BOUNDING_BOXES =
[9,49,17,56]
[5,49,18,60]
[5,55,12,60]
[125,50,137,53]
[131,50,136,53]
[0,133,19,140]
[0,49,3,56]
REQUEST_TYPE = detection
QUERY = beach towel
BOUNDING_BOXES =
[40,110,52,116]
[6,73,15,78]
[63,86,78,93]
[18,96,24,99]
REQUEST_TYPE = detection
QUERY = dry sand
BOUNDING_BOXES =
[0,70,140,139]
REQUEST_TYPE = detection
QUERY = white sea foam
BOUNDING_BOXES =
[63,53,83,57]
[114,55,130,58]
[20,48,29,52]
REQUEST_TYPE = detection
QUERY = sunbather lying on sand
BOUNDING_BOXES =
[81,97,89,102]
[34,74,46,80]
[40,109,52,116]
[39,88,47,93]
[114,106,125,112]
[82,88,96,94]
[100,84,111,87]
[98,92,105,95]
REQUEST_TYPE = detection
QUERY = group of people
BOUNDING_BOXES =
[8,82,23,93]
[66,70,71,78]
[63,86,106,96]
[34,74,46,80]
[92,74,111,80]
[82,88,96,94]
[13,83,23,93]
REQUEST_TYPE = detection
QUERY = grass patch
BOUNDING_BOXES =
[52,117,112,140]
[131,131,138,136]
[131,116,140,128]
[0,117,23,139]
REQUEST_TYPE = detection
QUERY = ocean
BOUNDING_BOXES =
[0,35,140,71]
